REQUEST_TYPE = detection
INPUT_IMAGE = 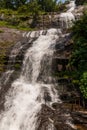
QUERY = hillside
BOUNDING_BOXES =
[0,0,87,130]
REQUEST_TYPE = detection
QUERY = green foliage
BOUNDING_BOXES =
[80,72,87,99]
[0,21,8,27]
[75,0,87,6]
[0,41,15,73]
[70,10,87,99]
[0,9,17,15]
[0,0,27,9]
[0,29,4,33]
[72,11,87,41]
[37,0,57,12]
[18,5,29,14]
[71,11,87,71]
[56,3,67,12]
[0,0,69,30]
[14,63,20,70]
[0,0,62,12]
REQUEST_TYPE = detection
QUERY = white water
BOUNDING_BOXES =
[67,0,75,12]
[0,2,77,129]
[60,12,75,28]
[59,0,75,28]
[0,29,61,130]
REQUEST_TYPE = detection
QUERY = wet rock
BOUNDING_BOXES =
[37,104,75,130]
[71,111,87,128]
[0,37,36,111]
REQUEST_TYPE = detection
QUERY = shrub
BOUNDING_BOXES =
[70,10,87,99]
[0,30,4,33]
[80,72,87,99]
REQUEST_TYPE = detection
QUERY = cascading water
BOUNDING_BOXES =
[67,0,75,12]
[0,1,77,129]
[59,0,75,28]
[0,29,62,130]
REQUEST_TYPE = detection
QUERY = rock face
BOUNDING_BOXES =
[0,1,87,130]
[37,104,75,130]
[0,27,23,75]
[0,29,77,130]
[37,1,85,29]
[72,111,87,129]
[52,33,80,102]
[0,35,36,110]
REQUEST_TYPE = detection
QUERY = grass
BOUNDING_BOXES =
[0,29,4,33]
[0,21,35,31]
[0,21,8,26]
[0,8,50,31]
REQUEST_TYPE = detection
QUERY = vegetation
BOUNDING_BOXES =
[80,72,87,99]
[0,0,65,11]
[0,0,68,74]
[0,0,67,30]
[0,29,4,33]
[14,63,21,70]
[54,8,87,101]
[0,41,15,73]
[70,10,87,99]
[75,0,87,5]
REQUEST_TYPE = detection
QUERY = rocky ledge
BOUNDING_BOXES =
[37,103,75,130]
[37,103,87,130]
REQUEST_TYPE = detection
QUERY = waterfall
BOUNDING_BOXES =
[67,0,76,12]
[59,0,75,28]
[0,1,77,129]
[0,29,62,130]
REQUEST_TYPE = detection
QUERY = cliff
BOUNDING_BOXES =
[0,2,87,130]
[0,27,23,74]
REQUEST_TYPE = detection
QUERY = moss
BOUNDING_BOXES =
[0,21,8,27]
[0,29,4,33]
[0,41,15,73]
[14,63,21,70]
[0,20,35,31]
[0,9,17,15]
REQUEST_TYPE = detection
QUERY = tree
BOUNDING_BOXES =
[75,0,87,5]
[0,0,14,9]
[37,0,57,12]
[14,0,27,9]
[28,1,41,27]
[70,10,87,99]
[0,0,27,9]
[80,72,87,99]
[71,11,87,70]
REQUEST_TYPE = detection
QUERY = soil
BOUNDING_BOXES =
[0,27,23,43]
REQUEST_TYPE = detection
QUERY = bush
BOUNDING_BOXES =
[0,30,4,33]
[80,72,87,99]
[70,10,87,99]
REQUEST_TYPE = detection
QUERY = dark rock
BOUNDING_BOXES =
[0,37,36,111]
[37,104,75,130]
[71,111,87,129]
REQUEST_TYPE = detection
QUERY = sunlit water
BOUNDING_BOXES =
[0,1,77,129]
[59,0,75,28]
[0,29,61,130]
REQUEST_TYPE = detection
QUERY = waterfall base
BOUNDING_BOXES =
[37,104,75,130]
